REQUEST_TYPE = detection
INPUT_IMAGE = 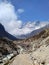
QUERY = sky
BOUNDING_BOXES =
[10,0,49,22]
[0,0,49,36]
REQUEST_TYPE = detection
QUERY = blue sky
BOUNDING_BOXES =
[0,0,49,35]
[10,0,49,22]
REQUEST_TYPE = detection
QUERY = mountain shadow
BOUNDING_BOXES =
[0,23,17,40]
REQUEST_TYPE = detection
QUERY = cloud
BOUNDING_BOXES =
[9,21,49,36]
[0,1,22,35]
[17,9,24,14]
[18,21,49,35]
[0,2,17,21]
[0,1,49,36]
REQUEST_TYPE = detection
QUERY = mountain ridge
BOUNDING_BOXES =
[16,24,49,39]
[0,23,17,40]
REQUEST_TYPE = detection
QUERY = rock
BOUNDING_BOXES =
[34,60,39,65]
[31,44,49,64]
[0,53,14,65]
[46,64,49,65]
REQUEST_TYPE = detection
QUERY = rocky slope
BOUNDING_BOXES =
[0,26,49,65]
[0,37,20,65]
[9,28,49,65]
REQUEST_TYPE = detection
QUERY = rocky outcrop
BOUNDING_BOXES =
[0,38,19,65]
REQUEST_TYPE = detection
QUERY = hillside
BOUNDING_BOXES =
[9,28,49,65]
[0,37,20,65]
[0,27,49,65]
[0,23,17,40]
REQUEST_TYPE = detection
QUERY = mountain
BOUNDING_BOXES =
[16,24,49,39]
[10,27,49,65]
[0,24,49,65]
[0,23,17,40]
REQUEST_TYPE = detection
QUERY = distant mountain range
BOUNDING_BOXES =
[0,23,17,40]
[16,24,49,39]
[0,23,49,40]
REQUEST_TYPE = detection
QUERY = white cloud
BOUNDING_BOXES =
[9,21,49,36]
[18,21,49,35]
[0,1,22,35]
[17,9,24,14]
[0,2,17,21]
[0,1,49,36]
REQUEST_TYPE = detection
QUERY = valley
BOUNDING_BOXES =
[0,23,49,65]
